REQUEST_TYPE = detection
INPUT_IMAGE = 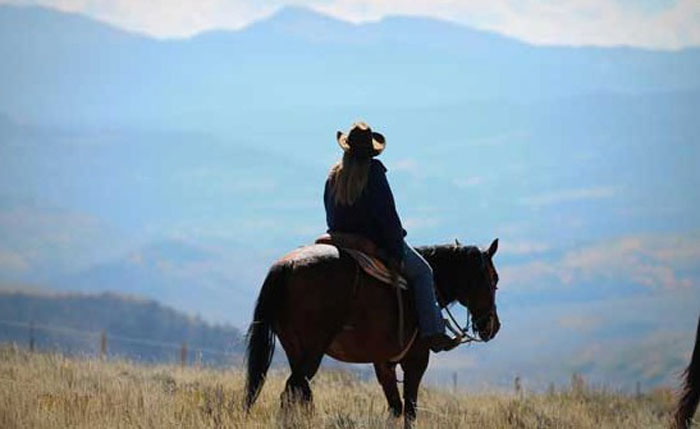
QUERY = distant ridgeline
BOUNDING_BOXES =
[0,291,244,366]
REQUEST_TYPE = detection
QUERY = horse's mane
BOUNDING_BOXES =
[416,244,481,261]
[416,244,484,306]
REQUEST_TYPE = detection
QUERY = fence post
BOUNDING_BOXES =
[100,330,107,360]
[195,349,202,368]
[29,321,35,352]
[571,373,585,394]
[180,342,188,369]
[452,372,457,393]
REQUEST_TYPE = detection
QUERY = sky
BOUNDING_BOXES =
[2,0,700,49]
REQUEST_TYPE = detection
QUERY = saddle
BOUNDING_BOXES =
[315,232,384,260]
[316,232,413,351]
[315,233,407,289]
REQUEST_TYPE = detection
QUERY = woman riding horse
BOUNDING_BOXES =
[325,122,457,352]
[245,122,501,426]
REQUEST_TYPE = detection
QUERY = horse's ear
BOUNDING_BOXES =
[487,238,499,257]
[454,238,461,247]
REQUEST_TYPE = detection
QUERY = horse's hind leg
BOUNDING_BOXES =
[373,362,403,418]
[281,352,325,409]
[276,255,356,409]
[282,373,312,406]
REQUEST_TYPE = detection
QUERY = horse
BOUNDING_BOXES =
[244,238,500,426]
[673,315,700,429]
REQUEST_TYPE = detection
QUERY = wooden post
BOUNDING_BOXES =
[29,321,35,352]
[571,373,585,394]
[195,349,202,368]
[452,372,457,393]
[180,342,188,369]
[100,330,107,360]
[514,376,522,395]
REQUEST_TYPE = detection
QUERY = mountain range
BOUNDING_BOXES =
[1,5,699,130]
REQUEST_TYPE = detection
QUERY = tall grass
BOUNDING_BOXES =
[0,345,684,428]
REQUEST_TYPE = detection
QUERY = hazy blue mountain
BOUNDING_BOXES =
[1,4,699,132]
[1,86,698,321]
[57,240,271,324]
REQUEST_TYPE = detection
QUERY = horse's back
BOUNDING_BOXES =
[271,244,356,353]
[277,243,342,267]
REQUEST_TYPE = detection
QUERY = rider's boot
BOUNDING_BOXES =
[426,333,460,353]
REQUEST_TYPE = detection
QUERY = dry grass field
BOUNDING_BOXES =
[0,345,685,428]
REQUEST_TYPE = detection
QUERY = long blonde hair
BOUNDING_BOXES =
[328,152,371,206]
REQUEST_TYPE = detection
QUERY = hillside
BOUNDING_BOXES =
[0,291,243,365]
[0,346,683,428]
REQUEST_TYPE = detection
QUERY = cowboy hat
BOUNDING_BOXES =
[336,122,386,158]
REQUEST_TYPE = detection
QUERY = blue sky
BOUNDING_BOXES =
[2,0,699,48]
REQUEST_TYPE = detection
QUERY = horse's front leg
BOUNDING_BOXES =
[373,362,403,418]
[401,349,429,427]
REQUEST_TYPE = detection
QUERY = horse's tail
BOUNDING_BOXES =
[673,315,700,429]
[245,262,287,411]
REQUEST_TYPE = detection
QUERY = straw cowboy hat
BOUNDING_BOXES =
[336,122,386,158]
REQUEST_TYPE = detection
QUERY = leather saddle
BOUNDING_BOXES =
[316,232,412,350]
[315,232,406,289]
[315,232,389,263]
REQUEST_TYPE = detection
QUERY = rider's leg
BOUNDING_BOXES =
[401,240,444,338]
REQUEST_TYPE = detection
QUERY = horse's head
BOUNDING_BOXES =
[453,238,500,342]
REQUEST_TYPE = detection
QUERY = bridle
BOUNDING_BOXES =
[436,256,498,346]
[443,303,483,344]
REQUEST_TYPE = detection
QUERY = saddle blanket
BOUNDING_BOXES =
[342,248,408,290]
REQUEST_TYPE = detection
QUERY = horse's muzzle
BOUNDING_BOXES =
[477,313,500,342]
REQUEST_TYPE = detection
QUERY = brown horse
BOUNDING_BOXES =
[673,315,700,429]
[245,238,500,425]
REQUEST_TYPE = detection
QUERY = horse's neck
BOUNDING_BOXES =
[416,246,457,307]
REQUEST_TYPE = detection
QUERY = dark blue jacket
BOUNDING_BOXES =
[324,159,407,263]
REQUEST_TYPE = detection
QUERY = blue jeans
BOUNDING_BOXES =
[402,240,445,337]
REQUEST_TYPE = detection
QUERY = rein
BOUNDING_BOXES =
[435,287,483,345]
[443,304,482,344]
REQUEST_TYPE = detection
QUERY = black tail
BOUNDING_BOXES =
[674,315,700,429]
[245,263,286,410]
